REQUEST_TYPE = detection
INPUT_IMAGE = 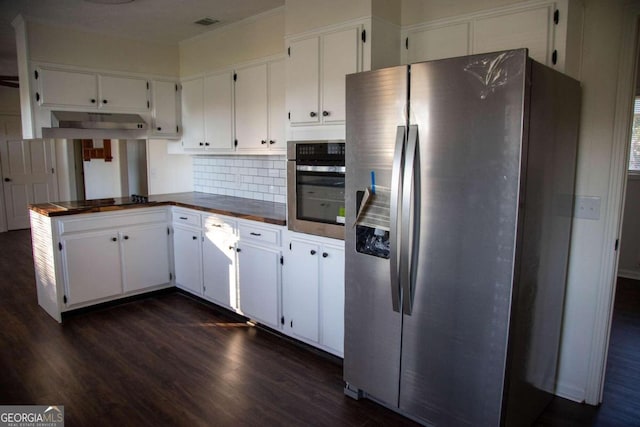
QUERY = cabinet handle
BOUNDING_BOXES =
[310,250,316,255]
[322,252,328,258]
[199,142,204,146]
[157,127,162,131]
[229,245,234,250]
[205,142,210,146]
[102,99,108,104]
[90,99,96,104]
[309,111,317,118]
[4,178,11,182]
[236,248,242,253]
[250,232,262,236]
[269,140,275,145]
[179,216,188,220]
[322,111,329,117]
[192,236,197,240]
[211,224,222,228]
[261,140,267,145]
[111,237,117,242]
[123,235,129,240]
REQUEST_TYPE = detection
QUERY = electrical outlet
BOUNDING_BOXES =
[574,196,601,220]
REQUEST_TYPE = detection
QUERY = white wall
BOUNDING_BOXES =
[619,176,640,278]
[401,0,526,26]
[0,87,21,115]
[180,8,285,77]
[27,20,179,76]
[285,0,371,35]
[83,140,122,199]
[148,140,193,195]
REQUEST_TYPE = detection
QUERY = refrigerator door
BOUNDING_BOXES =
[399,50,528,425]
[344,65,408,407]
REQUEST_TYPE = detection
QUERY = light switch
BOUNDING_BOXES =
[575,196,601,220]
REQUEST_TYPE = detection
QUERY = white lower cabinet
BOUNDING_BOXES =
[202,216,238,310]
[58,209,171,308]
[282,231,345,356]
[173,224,203,295]
[237,222,282,329]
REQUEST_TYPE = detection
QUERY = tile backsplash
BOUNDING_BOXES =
[193,155,287,203]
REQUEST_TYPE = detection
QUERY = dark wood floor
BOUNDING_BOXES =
[1,229,638,426]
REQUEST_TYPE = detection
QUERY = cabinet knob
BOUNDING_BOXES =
[90,99,96,104]
[3,177,11,182]
[229,246,234,250]
[102,99,108,104]
[322,111,329,117]
[199,142,204,146]
[269,140,275,145]
[322,252,328,258]
[310,250,316,255]
[309,111,317,118]
[157,127,162,131]
[261,140,267,145]
[192,236,197,240]
[205,142,210,146]
[111,237,117,242]
[123,235,129,240]
[236,248,242,253]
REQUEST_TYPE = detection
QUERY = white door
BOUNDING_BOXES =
[235,63,268,151]
[99,75,149,111]
[268,59,286,151]
[202,220,237,309]
[237,242,280,328]
[319,244,345,354]
[181,78,205,149]
[121,224,171,293]
[322,27,360,123]
[37,67,98,108]
[283,239,319,342]
[287,36,320,125]
[173,225,203,294]
[1,133,58,230]
[204,72,234,150]
[152,80,179,136]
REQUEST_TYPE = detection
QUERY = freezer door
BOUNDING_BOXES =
[399,50,528,425]
[343,65,408,407]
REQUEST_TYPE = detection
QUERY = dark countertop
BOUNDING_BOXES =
[29,192,287,226]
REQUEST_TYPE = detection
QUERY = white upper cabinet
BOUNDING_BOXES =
[99,74,149,111]
[35,66,149,112]
[402,0,582,76]
[235,59,286,153]
[181,72,234,151]
[321,27,360,123]
[286,25,361,127]
[152,80,181,137]
[37,67,98,108]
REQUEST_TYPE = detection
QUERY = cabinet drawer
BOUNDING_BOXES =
[203,214,235,234]
[59,209,167,234]
[172,209,201,227]
[238,223,280,245]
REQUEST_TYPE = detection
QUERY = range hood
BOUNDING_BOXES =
[42,111,149,139]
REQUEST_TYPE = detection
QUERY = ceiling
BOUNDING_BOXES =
[0,0,284,74]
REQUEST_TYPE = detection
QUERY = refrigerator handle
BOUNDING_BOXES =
[401,125,419,315]
[389,125,406,313]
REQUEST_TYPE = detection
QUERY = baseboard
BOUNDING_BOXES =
[554,381,586,404]
[617,269,640,280]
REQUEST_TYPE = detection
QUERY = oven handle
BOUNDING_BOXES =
[295,165,346,173]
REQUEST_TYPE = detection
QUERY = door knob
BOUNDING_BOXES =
[3,178,10,182]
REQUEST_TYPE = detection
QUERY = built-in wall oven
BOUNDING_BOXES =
[287,140,345,240]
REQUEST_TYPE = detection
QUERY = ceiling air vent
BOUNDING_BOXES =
[194,17,219,26]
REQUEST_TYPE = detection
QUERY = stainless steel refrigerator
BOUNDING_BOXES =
[343,49,580,426]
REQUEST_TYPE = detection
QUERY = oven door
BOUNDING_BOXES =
[287,163,345,240]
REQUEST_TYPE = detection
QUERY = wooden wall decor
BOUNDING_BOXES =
[81,139,113,162]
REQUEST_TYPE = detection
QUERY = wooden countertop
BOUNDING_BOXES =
[29,192,287,226]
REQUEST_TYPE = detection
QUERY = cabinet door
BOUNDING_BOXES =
[203,221,237,309]
[287,36,320,125]
[61,230,122,306]
[283,239,319,342]
[37,68,98,108]
[407,23,470,64]
[319,244,345,355]
[99,75,149,111]
[121,224,171,293]
[237,242,280,328]
[268,59,286,151]
[473,5,552,65]
[204,72,234,150]
[235,64,268,152]
[322,27,359,123]
[152,80,179,136]
[181,78,205,149]
[173,225,203,294]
